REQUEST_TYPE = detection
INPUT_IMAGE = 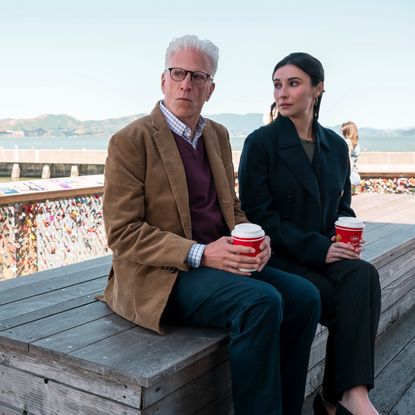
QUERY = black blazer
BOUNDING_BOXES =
[238,116,355,273]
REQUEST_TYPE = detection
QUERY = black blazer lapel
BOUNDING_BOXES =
[275,117,321,202]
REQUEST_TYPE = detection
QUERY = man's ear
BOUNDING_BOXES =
[206,82,215,102]
[161,72,166,94]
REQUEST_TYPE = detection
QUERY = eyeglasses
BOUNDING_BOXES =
[166,67,213,85]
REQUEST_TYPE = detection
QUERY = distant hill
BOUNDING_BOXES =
[0,113,413,138]
[206,113,264,137]
[0,114,145,137]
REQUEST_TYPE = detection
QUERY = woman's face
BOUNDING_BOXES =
[273,64,322,120]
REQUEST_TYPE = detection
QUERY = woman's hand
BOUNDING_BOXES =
[325,236,361,264]
[256,235,272,272]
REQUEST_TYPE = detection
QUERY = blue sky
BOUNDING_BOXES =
[1,0,414,128]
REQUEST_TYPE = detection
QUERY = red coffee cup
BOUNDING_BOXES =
[231,223,265,271]
[335,217,365,248]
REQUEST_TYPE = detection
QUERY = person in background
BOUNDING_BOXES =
[238,52,381,415]
[101,36,320,415]
[341,121,361,188]
[263,101,279,124]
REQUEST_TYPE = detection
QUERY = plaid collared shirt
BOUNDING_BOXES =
[159,101,206,150]
[159,101,206,267]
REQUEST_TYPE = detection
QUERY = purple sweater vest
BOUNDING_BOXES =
[172,131,227,244]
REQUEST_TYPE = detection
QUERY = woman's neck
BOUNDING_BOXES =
[290,113,315,142]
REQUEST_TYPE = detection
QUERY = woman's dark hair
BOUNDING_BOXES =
[272,52,325,119]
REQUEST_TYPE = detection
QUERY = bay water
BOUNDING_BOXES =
[0,135,415,151]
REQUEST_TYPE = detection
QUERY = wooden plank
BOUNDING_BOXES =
[389,379,415,414]
[353,194,414,219]
[195,391,234,415]
[0,290,101,331]
[363,222,414,244]
[0,262,109,306]
[377,285,415,337]
[363,232,415,266]
[66,326,164,385]
[369,331,415,413]
[377,247,415,290]
[374,300,415,376]
[0,363,139,415]
[0,255,111,290]
[380,269,415,315]
[0,343,141,408]
[305,360,325,398]
[304,304,415,413]
[0,402,21,415]
[308,328,328,371]
[32,313,136,354]
[143,344,229,407]
[3,301,113,347]
[69,327,228,388]
[143,361,231,415]
[0,277,105,323]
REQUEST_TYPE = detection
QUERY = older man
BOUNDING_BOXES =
[102,35,320,415]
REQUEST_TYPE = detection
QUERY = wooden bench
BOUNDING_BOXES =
[0,194,414,414]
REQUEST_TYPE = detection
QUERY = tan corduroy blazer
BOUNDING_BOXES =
[102,103,247,333]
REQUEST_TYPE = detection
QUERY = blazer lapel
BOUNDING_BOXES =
[276,117,321,203]
[151,106,192,239]
[203,123,235,230]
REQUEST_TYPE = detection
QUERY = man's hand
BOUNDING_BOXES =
[200,236,257,275]
[200,235,272,275]
[325,236,361,264]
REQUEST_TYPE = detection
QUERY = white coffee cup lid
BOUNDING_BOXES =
[231,223,265,238]
[335,216,365,229]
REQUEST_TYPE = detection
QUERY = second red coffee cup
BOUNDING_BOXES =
[335,217,365,248]
[231,223,265,271]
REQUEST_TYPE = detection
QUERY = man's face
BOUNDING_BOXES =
[161,48,215,129]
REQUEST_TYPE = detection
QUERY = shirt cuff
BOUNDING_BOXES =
[186,244,206,268]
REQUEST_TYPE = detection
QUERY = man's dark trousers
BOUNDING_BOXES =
[166,265,321,415]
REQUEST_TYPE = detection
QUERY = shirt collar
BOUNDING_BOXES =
[159,101,206,149]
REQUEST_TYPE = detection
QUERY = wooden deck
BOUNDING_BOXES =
[303,301,415,415]
[0,193,414,414]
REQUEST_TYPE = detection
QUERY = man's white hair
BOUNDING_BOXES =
[165,35,219,77]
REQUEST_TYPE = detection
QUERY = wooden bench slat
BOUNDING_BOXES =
[0,278,106,328]
[0,290,102,331]
[0,363,140,415]
[32,313,136,354]
[0,262,108,306]
[69,327,227,388]
[364,234,415,267]
[369,328,415,413]
[0,255,111,290]
[2,301,113,348]
[389,379,415,414]
[0,343,142,408]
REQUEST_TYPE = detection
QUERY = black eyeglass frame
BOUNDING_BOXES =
[166,67,213,84]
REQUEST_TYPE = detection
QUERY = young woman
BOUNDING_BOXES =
[341,121,361,188]
[238,53,381,415]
